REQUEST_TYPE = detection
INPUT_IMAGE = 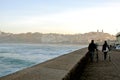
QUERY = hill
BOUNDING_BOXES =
[0,31,116,44]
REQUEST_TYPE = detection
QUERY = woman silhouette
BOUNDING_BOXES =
[102,41,109,60]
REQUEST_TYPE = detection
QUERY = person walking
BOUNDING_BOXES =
[102,41,110,60]
[88,40,97,62]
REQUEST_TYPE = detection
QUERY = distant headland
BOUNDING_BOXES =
[0,31,116,44]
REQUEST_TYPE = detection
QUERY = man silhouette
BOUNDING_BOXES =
[88,40,97,62]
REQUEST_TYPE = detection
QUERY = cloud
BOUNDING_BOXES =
[2,2,120,34]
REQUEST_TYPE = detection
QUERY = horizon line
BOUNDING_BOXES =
[0,30,116,35]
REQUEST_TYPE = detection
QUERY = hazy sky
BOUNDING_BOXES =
[0,0,120,35]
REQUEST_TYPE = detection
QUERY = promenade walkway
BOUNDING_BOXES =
[79,50,120,80]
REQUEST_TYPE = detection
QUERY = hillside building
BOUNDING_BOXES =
[116,32,120,44]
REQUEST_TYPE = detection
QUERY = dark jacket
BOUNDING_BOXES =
[102,43,109,52]
[88,43,97,52]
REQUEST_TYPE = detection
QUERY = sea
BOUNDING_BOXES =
[0,43,87,77]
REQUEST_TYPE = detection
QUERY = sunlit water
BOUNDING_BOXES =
[0,43,87,77]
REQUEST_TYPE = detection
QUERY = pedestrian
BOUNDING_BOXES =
[102,41,110,60]
[88,40,97,62]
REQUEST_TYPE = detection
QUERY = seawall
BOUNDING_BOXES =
[0,48,89,80]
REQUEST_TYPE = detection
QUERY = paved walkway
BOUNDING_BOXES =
[79,50,120,80]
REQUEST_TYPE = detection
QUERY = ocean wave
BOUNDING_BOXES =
[0,43,87,77]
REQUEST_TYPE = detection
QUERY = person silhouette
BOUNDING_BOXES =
[102,41,110,60]
[88,40,97,62]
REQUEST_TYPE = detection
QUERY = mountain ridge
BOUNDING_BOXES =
[0,31,116,44]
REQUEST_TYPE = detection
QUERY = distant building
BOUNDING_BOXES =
[116,32,120,44]
[97,29,99,32]
[102,29,104,33]
[97,29,104,33]
[0,30,2,35]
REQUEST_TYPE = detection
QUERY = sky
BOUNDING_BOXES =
[0,0,120,35]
